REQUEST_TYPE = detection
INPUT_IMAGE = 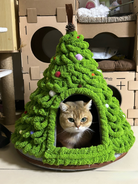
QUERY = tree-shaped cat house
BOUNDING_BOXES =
[11,5,135,171]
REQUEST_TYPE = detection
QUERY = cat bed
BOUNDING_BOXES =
[97,59,135,71]
[11,4,135,171]
[17,149,127,171]
[77,5,110,21]
[77,10,135,23]
[89,47,118,60]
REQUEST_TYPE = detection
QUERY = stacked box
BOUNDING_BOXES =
[18,0,78,104]
[135,73,138,125]
[103,72,135,126]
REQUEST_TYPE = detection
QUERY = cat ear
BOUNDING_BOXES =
[60,102,69,112]
[85,100,92,110]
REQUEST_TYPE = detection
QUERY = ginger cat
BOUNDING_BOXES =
[57,100,93,149]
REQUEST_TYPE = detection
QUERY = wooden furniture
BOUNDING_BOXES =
[0,0,19,125]
[0,0,18,52]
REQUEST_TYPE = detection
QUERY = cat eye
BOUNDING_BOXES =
[68,118,74,122]
[81,117,87,122]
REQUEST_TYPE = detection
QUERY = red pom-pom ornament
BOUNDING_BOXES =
[77,36,79,39]
[24,111,27,114]
[78,84,82,88]
[55,71,61,77]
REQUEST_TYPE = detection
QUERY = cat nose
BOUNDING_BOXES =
[76,125,80,129]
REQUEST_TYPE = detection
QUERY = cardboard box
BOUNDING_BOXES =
[30,66,40,80]
[57,7,67,22]
[128,109,138,119]
[19,0,77,16]
[132,0,138,14]
[20,16,77,73]
[135,72,138,125]
[0,0,18,52]
[135,73,138,108]
[23,73,43,104]
[77,20,137,73]
[77,21,135,39]
[27,8,37,23]
[103,71,135,125]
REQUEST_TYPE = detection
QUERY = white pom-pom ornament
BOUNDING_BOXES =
[105,104,109,108]
[97,69,102,73]
[19,130,22,134]
[49,90,56,97]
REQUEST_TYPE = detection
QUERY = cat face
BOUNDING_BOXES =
[59,100,93,133]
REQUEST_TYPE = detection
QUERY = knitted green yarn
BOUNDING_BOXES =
[11,30,135,166]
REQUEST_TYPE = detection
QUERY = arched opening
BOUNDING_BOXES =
[31,27,63,62]
[85,32,134,62]
[108,85,122,106]
[56,94,101,148]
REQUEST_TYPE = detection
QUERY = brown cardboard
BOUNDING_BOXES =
[0,0,18,52]
[23,74,38,103]
[135,72,138,125]
[103,72,135,125]
[57,7,66,22]
[19,0,77,16]
[27,8,37,23]
[128,81,138,90]
[132,0,138,14]
[30,66,40,80]
[128,109,138,119]
[20,16,77,73]
[23,73,43,104]
[136,73,138,109]
[135,119,138,126]
[77,21,135,39]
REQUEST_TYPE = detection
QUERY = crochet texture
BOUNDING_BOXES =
[11,30,135,166]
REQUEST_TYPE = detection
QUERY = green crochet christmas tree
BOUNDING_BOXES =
[11,5,135,167]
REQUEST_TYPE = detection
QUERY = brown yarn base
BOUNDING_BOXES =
[16,149,127,171]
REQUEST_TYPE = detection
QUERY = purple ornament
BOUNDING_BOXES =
[30,131,34,135]
[75,54,83,61]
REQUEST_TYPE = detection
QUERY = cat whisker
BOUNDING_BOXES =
[64,128,78,134]
[88,128,95,132]
[85,128,95,134]
[57,130,66,136]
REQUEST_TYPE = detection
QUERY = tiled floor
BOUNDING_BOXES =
[0,124,138,184]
